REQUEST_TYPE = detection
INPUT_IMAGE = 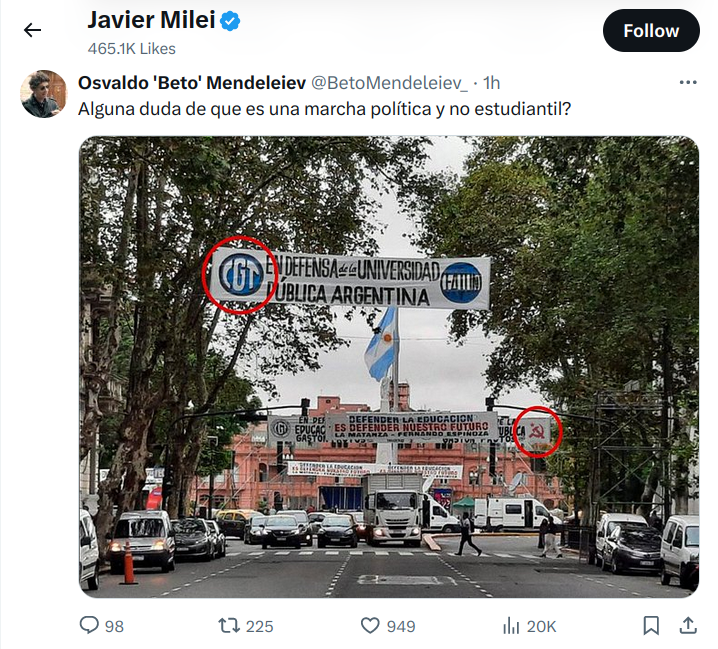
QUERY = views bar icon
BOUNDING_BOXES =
[503,618,519,634]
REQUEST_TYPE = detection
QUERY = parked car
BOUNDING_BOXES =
[171,518,214,561]
[308,512,327,535]
[603,524,662,575]
[317,514,358,548]
[107,510,175,574]
[215,509,259,538]
[281,510,312,546]
[79,509,100,590]
[261,515,303,549]
[595,513,648,568]
[661,515,699,589]
[244,514,267,545]
[205,519,227,558]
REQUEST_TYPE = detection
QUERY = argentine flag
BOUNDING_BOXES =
[364,307,399,381]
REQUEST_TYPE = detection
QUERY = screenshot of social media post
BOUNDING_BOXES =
[76,133,698,601]
[0,0,712,645]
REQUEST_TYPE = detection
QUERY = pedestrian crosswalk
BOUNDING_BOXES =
[225,549,566,559]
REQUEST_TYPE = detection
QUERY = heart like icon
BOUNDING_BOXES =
[361,617,380,634]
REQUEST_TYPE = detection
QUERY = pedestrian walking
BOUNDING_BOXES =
[455,512,482,556]
[538,517,548,549]
[540,515,562,558]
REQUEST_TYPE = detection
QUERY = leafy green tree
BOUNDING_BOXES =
[415,137,698,518]
[80,137,439,545]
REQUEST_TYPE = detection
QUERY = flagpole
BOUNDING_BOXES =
[392,308,399,413]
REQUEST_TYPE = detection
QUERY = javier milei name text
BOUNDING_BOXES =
[88,10,216,29]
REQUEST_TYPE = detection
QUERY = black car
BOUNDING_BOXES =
[317,514,358,548]
[244,514,267,545]
[205,519,227,558]
[604,524,662,575]
[260,515,303,549]
[171,518,214,561]
[281,510,313,546]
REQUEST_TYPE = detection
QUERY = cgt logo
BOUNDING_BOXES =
[270,419,290,439]
[219,253,263,296]
[439,262,482,303]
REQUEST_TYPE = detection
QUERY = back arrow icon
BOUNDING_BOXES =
[24,23,41,37]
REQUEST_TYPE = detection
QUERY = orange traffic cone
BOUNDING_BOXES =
[120,541,138,586]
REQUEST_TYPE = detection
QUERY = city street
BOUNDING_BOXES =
[87,535,692,599]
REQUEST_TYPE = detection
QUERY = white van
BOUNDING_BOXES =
[660,515,699,589]
[474,497,551,530]
[595,513,648,569]
[424,495,460,532]
[107,510,176,574]
[79,509,100,590]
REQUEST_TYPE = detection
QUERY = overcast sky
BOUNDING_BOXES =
[257,137,541,413]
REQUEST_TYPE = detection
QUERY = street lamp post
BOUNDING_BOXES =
[207,435,219,520]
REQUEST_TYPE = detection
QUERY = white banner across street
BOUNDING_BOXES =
[267,413,551,448]
[209,248,491,309]
[286,461,463,479]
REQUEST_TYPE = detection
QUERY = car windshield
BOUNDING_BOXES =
[283,511,308,523]
[172,519,206,533]
[607,520,645,534]
[353,512,364,523]
[323,516,351,526]
[115,518,165,537]
[685,526,699,547]
[251,516,267,528]
[267,516,297,527]
[377,492,415,510]
[621,529,661,547]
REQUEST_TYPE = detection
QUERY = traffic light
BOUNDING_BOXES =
[301,398,310,417]
[485,396,495,411]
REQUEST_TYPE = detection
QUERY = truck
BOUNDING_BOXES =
[362,473,461,546]
[473,496,552,531]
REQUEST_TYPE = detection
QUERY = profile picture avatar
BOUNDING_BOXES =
[21,70,65,118]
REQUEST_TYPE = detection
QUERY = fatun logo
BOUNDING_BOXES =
[439,262,482,303]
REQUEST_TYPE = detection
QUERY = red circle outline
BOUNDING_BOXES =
[511,406,563,458]
[201,235,279,316]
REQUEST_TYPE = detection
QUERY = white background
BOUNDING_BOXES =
[0,0,712,645]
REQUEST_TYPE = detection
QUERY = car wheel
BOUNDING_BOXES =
[442,525,453,534]
[87,565,100,591]
[611,558,621,575]
[161,559,172,573]
[601,553,610,572]
[595,553,603,569]
[351,537,358,548]
[262,543,267,550]
[220,542,226,558]
[660,567,671,585]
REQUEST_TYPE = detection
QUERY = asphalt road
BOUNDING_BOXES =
[87,535,693,599]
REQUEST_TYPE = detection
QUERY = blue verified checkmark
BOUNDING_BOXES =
[220,11,240,32]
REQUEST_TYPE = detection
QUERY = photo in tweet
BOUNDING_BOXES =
[79,135,698,599]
